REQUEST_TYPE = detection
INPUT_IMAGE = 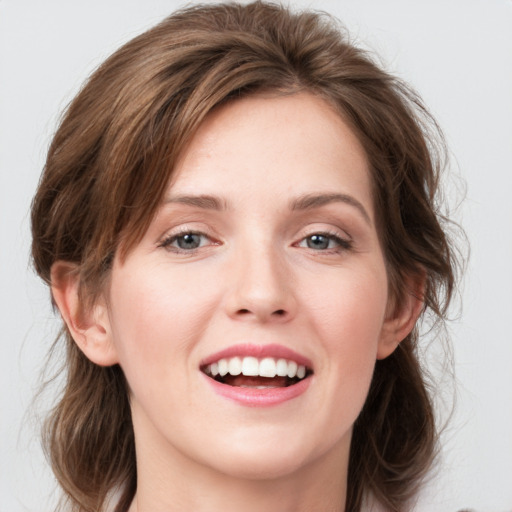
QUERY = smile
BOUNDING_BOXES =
[200,344,314,406]
[202,356,311,388]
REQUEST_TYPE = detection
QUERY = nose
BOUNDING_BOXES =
[224,244,297,324]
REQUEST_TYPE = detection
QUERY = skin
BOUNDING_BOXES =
[52,92,421,512]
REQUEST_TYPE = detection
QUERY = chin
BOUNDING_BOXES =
[198,424,344,482]
[213,450,311,481]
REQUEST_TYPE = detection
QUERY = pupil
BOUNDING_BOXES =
[178,233,200,249]
[308,235,329,250]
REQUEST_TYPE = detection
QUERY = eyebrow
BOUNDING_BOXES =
[290,193,371,225]
[163,194,227,210]
[164,192,371,224]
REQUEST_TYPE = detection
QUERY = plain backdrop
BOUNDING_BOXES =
[1,1,511,511]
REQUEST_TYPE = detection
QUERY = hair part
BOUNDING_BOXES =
[31,2,458,511]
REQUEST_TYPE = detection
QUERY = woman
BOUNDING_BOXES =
[31,2,456,511]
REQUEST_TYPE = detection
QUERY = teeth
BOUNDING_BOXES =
[218,358,228,376]
[239,385,280,389]
[276,358,288,377]
[228,356,242,376]
[259,357,277,378]
[205,356,309,380]
[287,361,298,378]
[241,356,259,376]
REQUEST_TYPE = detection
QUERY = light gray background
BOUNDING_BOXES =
[1,1,511,510]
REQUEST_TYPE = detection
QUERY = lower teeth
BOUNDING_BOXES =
[214,375,300,387]
[238,385,280,389]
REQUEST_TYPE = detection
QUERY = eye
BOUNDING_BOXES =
[297,232,352,251]
[159,231,213,253]
[174,233,204,250]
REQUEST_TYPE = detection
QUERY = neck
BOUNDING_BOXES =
[131,472,346,512]
[127,409,349,512]
[130,457,347,512]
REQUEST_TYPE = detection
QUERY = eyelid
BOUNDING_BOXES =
[157,225,219,253]
[294,228,353,252]
[156,223,353,255]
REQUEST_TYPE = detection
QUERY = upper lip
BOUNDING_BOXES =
[200,343,313,369]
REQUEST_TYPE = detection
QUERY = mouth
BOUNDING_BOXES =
[201,356,313,389]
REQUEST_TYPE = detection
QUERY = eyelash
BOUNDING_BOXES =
[158,229,216,254]
[295,231,353,253]
[158,229,352,255]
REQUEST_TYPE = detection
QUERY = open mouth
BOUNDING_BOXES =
[201,356,313,389]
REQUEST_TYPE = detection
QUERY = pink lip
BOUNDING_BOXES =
[200,343,313,407]
[201,371,312,407]
[200,343,313,368]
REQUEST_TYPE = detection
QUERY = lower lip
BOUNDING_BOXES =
[202,373,312,407]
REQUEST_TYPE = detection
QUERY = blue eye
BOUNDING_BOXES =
[306,234,331,250]
[175,233,203,249]
[160,231,210,252]
[299,233,352,251]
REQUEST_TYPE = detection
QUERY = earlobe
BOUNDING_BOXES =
[377,273,425,360]
[50,261,118,367]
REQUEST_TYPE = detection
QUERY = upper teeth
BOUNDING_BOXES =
[205,356,307,379]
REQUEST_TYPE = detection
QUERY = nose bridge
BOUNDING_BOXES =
[226,232,296,322]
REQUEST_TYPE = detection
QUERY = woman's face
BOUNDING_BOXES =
[105,92,395,481]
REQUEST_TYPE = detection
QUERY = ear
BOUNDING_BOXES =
[377,272,425,360]
[50,261,118,366]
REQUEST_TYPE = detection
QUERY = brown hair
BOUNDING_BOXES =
[31,2,457,511]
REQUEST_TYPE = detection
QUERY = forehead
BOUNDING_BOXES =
[168,92,373,219]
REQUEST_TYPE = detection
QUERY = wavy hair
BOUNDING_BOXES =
[31,2,458,511]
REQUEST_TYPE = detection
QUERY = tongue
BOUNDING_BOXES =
[223,375,289,388]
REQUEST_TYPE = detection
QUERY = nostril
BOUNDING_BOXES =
[273,309,286,316]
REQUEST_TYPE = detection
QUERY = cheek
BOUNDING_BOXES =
[107,262,219,386]
[308,263,388,344]
[304,263,388,398]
